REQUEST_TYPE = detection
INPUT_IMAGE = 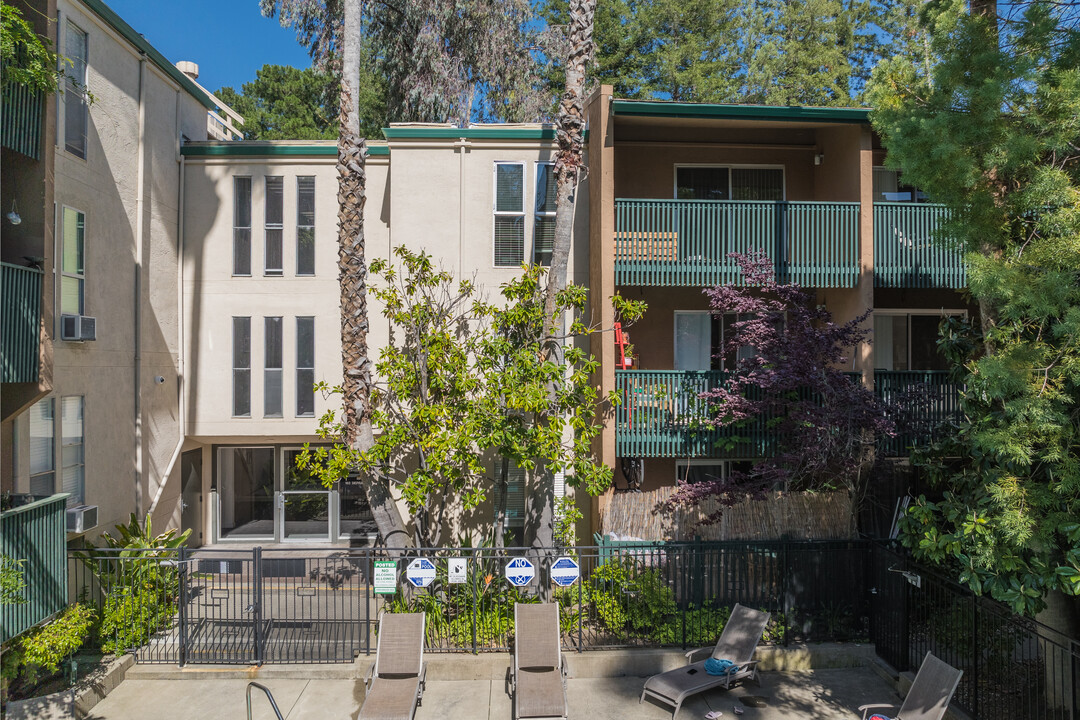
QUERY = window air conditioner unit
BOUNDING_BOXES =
[61,314,97,341]
[66,505,98,533]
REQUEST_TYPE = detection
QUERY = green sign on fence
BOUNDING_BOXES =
[374,560,397,594]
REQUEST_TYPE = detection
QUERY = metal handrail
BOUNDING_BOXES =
[246,682,284,720]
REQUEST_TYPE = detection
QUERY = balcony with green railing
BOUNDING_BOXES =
[875,369,963,457]
[1,262,43,384]
[615,369,962,459]
[1,67,44,160]
[1,494,69,643]
[614,199,860,288]
[873,203,966,288]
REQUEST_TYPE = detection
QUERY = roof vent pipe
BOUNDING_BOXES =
[176,61,199,80]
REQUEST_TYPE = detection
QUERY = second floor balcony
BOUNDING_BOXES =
[1,68,43,160]
[1,262,43,384]
[615,369,961,459]
[614,199,860,288]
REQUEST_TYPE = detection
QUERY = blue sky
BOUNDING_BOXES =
[105,0,313,92]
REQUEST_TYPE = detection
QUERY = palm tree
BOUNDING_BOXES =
[337,0,410,552]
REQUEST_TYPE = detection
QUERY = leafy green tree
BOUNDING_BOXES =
[1,1,61,92]
[301,248,642,548]
[216,61,385,141]
[261,0,551,125]
[868,1,1080,616]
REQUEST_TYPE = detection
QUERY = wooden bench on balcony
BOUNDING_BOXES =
[614,231,678,262]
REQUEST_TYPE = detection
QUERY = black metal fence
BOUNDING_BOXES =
[67,539,1080,720]
[871,542,1080,720]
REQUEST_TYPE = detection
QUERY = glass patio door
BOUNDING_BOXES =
[279,449,332,541]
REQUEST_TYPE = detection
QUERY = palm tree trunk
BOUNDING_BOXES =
[532,0,596,583]
[338,0,410,553]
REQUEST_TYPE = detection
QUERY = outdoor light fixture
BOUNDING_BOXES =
[6,200,21,225]
[814,153,825,166]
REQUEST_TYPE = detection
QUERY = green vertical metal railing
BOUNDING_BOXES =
[875,370,962,457]
[1,67,44,159]
[1,262,43,384]
[873,204,965,288]
[614,199,860,288]
[1,494,69,643]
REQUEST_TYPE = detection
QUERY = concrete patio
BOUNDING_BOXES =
[82,665,899,720]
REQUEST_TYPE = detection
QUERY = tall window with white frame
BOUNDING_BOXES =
[60,208,85,316]
[264,316,283,417]
[499,460,526,546]
[61,396,84,507]
[296,317,315,417]
[232,317,251,417]
[29,399,55,496]
[64,21,88,159]
[233,177,252,276]
[533,162,556,266]
[296,177,315,276]
[264,176,284,276]
[494,162,525,267]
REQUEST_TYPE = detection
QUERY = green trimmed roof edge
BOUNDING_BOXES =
[611,100,871,124]
[383,127,557,140]
[82,0,216,110]
[182,143,390,157]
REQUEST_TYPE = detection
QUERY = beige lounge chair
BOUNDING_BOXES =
[640,603,770,718]
[359,612,427,720]
[507,603,568,720]
[860,652,962,720]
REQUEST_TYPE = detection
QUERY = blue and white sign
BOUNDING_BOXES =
[406,558,437,588]
[504,557,536,587]
[550,556,580,587]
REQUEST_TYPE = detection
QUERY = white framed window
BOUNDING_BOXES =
[232,317,251,417]
[296,177,315,276]
[493,162,525,267]
[296,317,315,417]
[233,177,252,276]
[60,207,85,316]
[61,396,84,506]
[63,21,88,159]
[29,398,55,496]
[675,460,751,485]
[264,176,284,276]
[873,309,966,371]
[264,316,283,418]
[673,165,785,201]
[533,162,556,266]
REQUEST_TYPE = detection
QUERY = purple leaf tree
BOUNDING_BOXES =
[664,251,895,526]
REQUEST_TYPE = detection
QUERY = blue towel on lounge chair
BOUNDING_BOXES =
[704,658,738,676]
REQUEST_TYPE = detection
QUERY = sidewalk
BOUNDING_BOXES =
[83,667,897,720]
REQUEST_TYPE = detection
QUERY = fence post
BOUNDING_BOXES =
[471,548,478,654]
[781,542,789,647]
[365,549,372,655]
[177,547,187,667]
[971,592,979,718]
[577,554,583,653]
[253,547,264,666]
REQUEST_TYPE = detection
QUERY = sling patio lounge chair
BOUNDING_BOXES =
[359,611,427,720]
[507,603,568,720]
[640,603,771,718]
[860,652,963,720]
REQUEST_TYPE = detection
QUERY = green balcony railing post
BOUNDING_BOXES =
[1,494,70,643]
[614,199,860,288]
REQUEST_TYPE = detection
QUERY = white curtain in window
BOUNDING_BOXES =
[674,312,711,371]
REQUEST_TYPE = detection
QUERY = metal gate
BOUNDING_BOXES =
[72,547,375,665]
